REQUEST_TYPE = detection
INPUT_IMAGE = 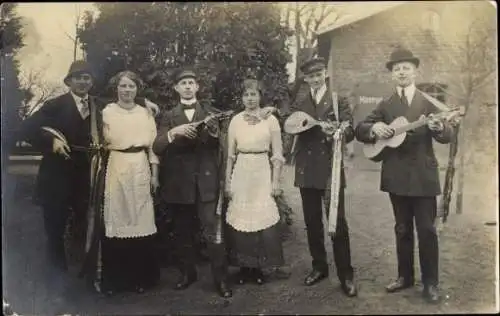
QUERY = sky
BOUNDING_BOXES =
[15,3,97,87]
[14,2,301,86]
[13,2,364,86]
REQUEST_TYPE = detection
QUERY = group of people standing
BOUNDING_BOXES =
[19,46,452,305]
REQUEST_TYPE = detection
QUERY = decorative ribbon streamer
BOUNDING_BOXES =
[327,121,349,236]
[418,89,451,112]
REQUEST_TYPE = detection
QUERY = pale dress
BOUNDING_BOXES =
[102,103,158,238]
[226,112,285,232]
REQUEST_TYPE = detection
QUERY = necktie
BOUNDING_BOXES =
[81,98,90,119]
[401,88,409,107]
[312,89,318,104]
[182,103,195,110]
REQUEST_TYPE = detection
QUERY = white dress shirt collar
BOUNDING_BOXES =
[396,83,416,105]
[310,84,327,104]
[180,98,197,121]
[180,98,197,106]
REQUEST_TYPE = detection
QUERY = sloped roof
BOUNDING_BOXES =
[316,2,408,35]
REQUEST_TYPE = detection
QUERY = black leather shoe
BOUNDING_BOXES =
[135,286,145,294]
[216,281,233,298]
[236,267,251,285]
[341,279,358,297]
[423,285,440,304]
[304,270,328,286]
[252,268,265,285]
[174,271,197,290]
[385,277,414,293]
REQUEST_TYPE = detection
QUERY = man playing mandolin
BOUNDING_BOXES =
[284,56,358,297]
[355,48,454,304]
[152,68,232,298]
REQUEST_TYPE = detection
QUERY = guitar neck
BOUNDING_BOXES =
[393,118,427,135]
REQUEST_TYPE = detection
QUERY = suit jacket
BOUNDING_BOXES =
[153,102,220,204]
[19,93,150,208]
[355,90,454,196]
[287,87,354,190]
[20,93,100,207]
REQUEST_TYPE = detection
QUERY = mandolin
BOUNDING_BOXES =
[363,106,465,161]
[283,111,337,135]
[188,109,235,129]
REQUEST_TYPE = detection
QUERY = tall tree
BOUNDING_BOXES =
[281,3,342,82]
[58,3,84,62]
[78,3,291,112]
[1,3,25,166]
[438,3,496,221]
[18,66,66,118]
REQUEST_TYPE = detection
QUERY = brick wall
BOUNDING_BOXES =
[319,1,496,166]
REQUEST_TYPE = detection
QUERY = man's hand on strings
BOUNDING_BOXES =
[319,121,338,136]
[371,122,394,139]
[170,124,198,140]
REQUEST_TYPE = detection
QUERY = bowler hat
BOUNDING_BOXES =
[174,68,197,83]
[386,48,420,71]
[300,57,327,74]
[63,60,93,86]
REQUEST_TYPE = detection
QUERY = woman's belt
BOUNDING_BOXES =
[237,150,269,155]
[111,146,147,153]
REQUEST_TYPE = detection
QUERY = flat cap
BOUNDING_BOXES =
[300,57,327,74]
[174,68,197,83]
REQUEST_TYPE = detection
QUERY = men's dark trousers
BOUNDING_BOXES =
[43,204,70,270]
[299,187,354,282]
[168,199,228,283]
[389,194,439,286]
[42,169,89,271]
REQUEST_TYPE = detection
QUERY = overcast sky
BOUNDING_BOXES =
[13,2,358,86]
[16,3,97,87]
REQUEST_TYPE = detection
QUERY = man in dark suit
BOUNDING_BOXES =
[286,57,357,297]
[20,60,159,274]
[355,48,454,303]
[152,68,232,298]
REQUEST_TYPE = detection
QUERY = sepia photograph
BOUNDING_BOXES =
[1,1,498,315]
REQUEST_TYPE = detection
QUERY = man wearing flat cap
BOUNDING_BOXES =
[284,56,358,297]
[19,60,160,279]
[355,47,454,303]
[153,68,232,298]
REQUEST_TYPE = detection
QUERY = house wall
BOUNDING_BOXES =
[320,1,496,165]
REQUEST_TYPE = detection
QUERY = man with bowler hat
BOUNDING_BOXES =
[355,48,454,303]
[284,56,358,297]
[20,60,160,274]
[152,68,232,298]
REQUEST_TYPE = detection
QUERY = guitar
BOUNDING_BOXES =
[363,106,465,161]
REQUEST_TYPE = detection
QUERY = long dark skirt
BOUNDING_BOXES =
[226,223,284,269]
[101,234,160,292]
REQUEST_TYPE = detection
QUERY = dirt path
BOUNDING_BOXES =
[2,161,498,315]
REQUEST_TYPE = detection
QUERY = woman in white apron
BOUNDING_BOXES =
[224,77,286,285]
[99,71,160,294]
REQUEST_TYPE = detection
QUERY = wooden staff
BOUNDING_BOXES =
[213,112,234,244]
